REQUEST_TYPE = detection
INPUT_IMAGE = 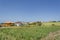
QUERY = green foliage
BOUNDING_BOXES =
[50,21,57,22]
[52,24,55,26]
[28,21,42,26]
[36,21,42,26]
[0,26,60,40]
[57,21,60,22]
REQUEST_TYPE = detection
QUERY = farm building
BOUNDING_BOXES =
[15,22,23,26]
[0,21,14,27]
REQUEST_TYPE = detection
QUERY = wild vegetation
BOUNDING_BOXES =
[0,22,60,40]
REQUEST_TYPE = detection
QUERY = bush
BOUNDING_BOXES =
[36,21,42,26]
[51,21,56,22]
[0,25,2,27]
[28,21,42,26]
[52,24,55,26]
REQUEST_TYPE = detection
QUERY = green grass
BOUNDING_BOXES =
[55,35,60,40]
[0,25,60,40]
[43,22,60,26]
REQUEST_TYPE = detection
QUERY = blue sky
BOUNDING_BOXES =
[0,0,60,22]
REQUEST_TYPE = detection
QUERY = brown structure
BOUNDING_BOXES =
[1,21,14,27]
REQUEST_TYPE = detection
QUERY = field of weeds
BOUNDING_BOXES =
[0,25,60,40]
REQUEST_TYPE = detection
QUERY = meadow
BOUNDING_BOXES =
[0,22,60,40]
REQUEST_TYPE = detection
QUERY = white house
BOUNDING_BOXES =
[15,22,23,26]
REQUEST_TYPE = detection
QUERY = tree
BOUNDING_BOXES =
[51,21,56,22]
[36,21,42,26]
[57,21,60,22]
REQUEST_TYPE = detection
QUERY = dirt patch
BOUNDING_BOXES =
[41,30,60,40]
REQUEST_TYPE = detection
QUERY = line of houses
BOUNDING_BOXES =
[0,21,27,27]
[0,21,42,27]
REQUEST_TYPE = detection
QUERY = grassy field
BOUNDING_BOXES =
[43,22,60,26]
[0,22,60,40]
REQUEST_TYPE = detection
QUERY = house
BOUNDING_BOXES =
[15,22,23,26]
[1,21,14,27]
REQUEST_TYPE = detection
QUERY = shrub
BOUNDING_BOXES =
[52,24,55,26]
[36,21,42,26]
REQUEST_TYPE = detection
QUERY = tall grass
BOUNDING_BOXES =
[0,25,60,40]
